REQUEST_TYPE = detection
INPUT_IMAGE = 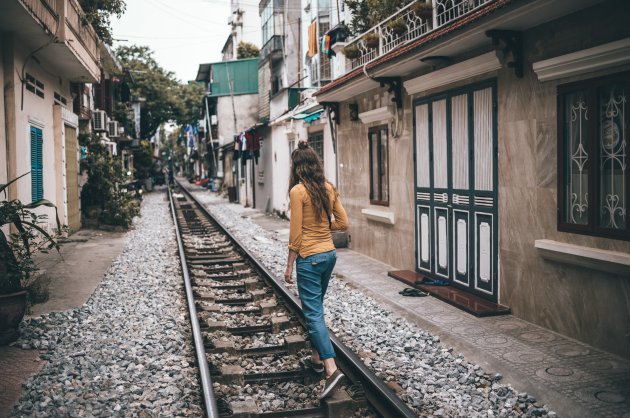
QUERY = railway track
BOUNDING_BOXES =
[169,183,418,418]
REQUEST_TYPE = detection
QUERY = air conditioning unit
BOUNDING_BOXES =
[92,110,108,132]
[108,120,120,138]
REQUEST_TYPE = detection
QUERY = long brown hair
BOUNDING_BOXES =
[289,140,332,221]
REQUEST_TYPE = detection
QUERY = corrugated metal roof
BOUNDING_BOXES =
[195,63,212,82]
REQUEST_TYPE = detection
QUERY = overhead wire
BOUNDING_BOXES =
[152,0,228,24]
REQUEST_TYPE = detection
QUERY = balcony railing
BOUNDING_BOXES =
[260,35,283,62]
[341,0,494,72]
[18,0,100,81]
[19,0,59,35]
[65,0,99,65]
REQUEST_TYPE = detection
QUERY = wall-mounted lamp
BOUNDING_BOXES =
[420,56,451,70]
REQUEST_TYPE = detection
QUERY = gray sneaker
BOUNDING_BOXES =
[318,369,345,400]
[303,357,325,373]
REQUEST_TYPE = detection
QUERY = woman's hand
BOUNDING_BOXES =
[285,250,298,284]
[284,265,293,283]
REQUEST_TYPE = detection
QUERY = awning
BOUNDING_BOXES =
[292,108,324,122]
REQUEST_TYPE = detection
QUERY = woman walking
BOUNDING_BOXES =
[284,140,349,400]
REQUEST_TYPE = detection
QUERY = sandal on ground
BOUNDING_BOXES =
[302,357,325,373]
[318,369,345,400]
[398,288,428,297]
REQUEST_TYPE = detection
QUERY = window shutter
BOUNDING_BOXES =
[30,126,43,202]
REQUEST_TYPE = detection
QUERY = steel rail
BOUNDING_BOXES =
[168,187,220,418]
[176,182,418,418]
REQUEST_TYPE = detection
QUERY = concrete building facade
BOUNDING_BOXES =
[316,0,630,359]
[1,0,101,233]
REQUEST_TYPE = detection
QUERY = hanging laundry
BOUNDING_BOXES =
[323,24,349,58]
[233,134,241,160]
[246,128,262,164]
[321,34,333,58]
[307,21,318,57]
[240,132,247,151]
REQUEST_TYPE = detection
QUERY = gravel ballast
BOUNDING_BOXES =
[190,189,556,418]
[10,192,203,417]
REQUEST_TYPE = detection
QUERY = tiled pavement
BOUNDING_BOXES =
[191,187,630,418]
[0,347,42,416]
[332,249,630,418]
[0,229,129,417]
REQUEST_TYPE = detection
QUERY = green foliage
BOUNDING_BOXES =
[78,0,126,45]
[345,0,413,35]
[133,140,154,181]
[177,82,205,127]
[0,174,63,294]
[237,42,260,59]
[342,44,361,59]
[115,46,204,139]
[80,133,140,229]
[345,0,371,34]
[116,46,180,139]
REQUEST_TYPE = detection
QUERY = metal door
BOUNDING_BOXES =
[413,82,499,302]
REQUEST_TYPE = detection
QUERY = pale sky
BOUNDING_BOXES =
[111,0,232,83]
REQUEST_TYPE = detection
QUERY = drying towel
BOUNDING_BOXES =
[308,21,318,57]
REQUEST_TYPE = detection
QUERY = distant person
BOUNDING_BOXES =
[284,140,349,400]
[168,168,174,186]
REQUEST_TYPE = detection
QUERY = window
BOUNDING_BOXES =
[308,131,324,162]
[54,92,68,106]
[558,71,629,240]
[368,125,389,205]
[271,75,281,95]
[30,126,44,202]
[25,73,44,98]
[261,0,274,46]
[318,20,331,84]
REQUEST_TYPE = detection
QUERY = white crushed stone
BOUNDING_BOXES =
[189,187,554,418]
[10,191,203,417]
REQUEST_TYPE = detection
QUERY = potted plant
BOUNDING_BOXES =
[412,1,433,19]
[387,18,407,36]
[0,173,62,345]
[342,44,361,59]
[362,32,380,49]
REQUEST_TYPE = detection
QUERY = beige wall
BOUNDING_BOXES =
[496,3,630,359]
[337,88,416,270]
[270,123,292,214]
[3,37,73,229]
[253,126,273,211]
[0,32,7,187]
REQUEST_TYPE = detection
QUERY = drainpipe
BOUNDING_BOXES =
[327,110,338,187]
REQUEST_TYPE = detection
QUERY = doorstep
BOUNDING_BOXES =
[388,270,511,317]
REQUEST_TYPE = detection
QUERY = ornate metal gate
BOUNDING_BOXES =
[413,81,499,302]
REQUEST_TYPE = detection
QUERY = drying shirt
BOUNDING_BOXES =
[288,183,349,258]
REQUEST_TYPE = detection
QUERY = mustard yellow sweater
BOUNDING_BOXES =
[288,183,349,258]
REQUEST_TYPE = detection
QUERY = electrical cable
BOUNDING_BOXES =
[19,15,62,111]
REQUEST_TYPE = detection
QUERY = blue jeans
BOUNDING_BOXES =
[296,250,337,360]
